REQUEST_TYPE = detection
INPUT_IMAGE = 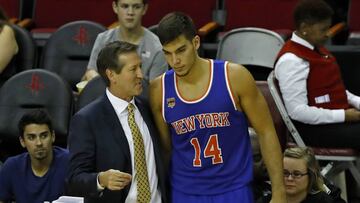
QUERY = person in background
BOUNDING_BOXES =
[251,133,345,203]
[0,6,18,75]
[0,109,69,203]
[257,147,345,203]
[82,0,167,96]
[275,0,360,148]
[150,12,286,203]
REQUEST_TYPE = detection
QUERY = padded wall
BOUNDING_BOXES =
[225,0,297,31]
[0,0,19,18]
[348,0,360,32]
[32,0,215,30]
[33,0,116,28]
[144,0,216,28]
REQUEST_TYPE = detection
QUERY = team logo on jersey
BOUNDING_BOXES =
[167,97,176,108]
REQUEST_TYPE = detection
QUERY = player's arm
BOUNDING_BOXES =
[228,63,287,203]
[149,76,172,157]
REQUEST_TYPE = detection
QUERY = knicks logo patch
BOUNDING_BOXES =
[167,97,176,108]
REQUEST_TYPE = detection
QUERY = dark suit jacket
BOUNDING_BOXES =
[67,94,168,203]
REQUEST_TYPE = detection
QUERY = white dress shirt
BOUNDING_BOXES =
[97,89,161,203]
[275,32,360,124]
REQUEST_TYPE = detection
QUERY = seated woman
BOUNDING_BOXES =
[257,147,345,203]
[275,0,360,149]
[0,7,18,75]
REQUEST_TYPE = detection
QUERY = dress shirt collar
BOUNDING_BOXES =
[106,88,136,114]
[291,32,314,50]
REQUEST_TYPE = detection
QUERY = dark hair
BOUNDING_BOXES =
[96,41,138,86]
[294,0,334,29]
[114,0,148,5]
[18,109,53,138]
[157,12,197,45]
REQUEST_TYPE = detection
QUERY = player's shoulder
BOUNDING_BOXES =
[225,61,252,80]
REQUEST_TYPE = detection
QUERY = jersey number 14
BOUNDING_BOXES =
[190,134,223,167]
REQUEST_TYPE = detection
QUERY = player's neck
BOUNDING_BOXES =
[118,26,144,45]
[179,57,209,83]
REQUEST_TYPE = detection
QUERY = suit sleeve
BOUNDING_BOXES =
[67,113,100,197]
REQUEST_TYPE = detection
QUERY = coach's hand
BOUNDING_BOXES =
[98,169,132,191]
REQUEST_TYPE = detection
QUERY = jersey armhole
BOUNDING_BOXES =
[224,62,238,110]
[161,73,167,122]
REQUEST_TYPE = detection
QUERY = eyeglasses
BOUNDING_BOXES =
[283,170,308,179]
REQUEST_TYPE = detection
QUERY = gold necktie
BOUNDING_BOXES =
[127,103,151,203]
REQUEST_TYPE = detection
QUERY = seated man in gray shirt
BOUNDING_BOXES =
[83,0,168,90]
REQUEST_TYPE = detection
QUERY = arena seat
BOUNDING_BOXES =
[267,71,360,186]
[216,27,284,80]
[76,76,106,112]
[0,69,73,159]
[40,20,106,90]
[0,24,36,87]
[11,24,36,70]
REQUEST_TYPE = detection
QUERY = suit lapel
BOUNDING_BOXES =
[135,97,162,160]
[101,95,131,162]
[135,98,155,139]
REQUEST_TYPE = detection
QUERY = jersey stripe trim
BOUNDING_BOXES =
[174,59,213,104]
[161,73,166,122]
[224,61,238,110]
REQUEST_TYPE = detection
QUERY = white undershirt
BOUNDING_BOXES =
[275,32,360,124]
[96,89,161,203]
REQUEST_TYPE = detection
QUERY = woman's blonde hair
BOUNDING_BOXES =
[284,147,325,194]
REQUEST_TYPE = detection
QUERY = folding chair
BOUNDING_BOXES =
[217,27,284,80]
[267,70,360,185]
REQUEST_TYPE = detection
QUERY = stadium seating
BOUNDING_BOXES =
[0,69,73,159]
[216,27,284,80]
[76,76,106,112]
[0,24,36,87]
[40,20,106,90]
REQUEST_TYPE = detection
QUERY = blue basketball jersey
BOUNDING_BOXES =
[162,60,253,195]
